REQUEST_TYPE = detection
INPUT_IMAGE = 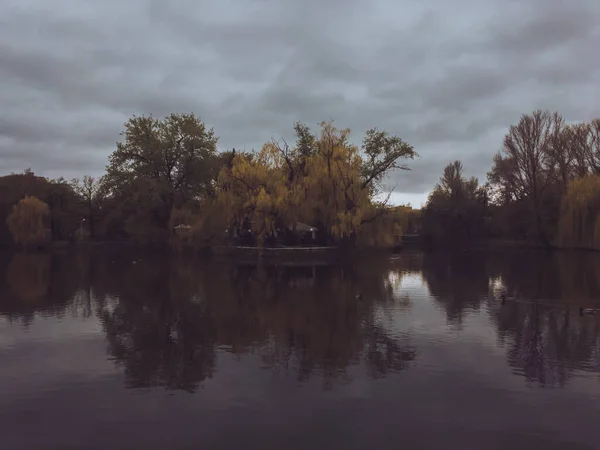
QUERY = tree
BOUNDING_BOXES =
[544,112,573,189]
[215,121,416,247]
[45,177,81,241]
[216,144,289,247]
[557,175,600,250]
[0,171,50,244]
[422,160,488,243]
[103,113,221,234]
[71,175,102,238]
[488,110,558,246]
[6,196,50,248]
[361,128,417,193]
[355,205,409,248]
[300,121,373,242]
[569,119,600,175]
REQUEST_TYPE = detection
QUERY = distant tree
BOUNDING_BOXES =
[488,110,559,246]
[0,173,49,244]
[6,196,50,248]
[544,112,573,189]
[102,113,222,239]
[215,121,416,248]
[557,175,600,250]
[216,143,290,247]
[356,205,409,248]
[361,127,417,193]
[422,160,488,244]
[71,175,102,238]
[45,177,82,241]
[569,118,600,175]
[105,113,219,198]
[301,121,370,243]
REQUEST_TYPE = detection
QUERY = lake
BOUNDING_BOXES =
[1,249,599,450]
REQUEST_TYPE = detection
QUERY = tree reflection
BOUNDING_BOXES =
[364,324,416,379]
[490,299,600,387]
[86,252,418,391]
[0,252,82,326]
[4,248,599,391]
[412,249,600,387]
[487,251,600,387]
[420,251,490,325]
[7,253,51,301]
[92,254,217,392]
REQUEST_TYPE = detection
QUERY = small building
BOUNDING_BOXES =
[281,221,321,246]
[290,222,317,240]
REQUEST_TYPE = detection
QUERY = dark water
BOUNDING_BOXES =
[1,249,600,450]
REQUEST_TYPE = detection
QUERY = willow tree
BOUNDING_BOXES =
[282,121,415,243]
[215,121,416,247]
[300,121,369,241]
[6,196,50,248]
[216,145,290,247]
[558,175,600,250]
[355,206,407,248]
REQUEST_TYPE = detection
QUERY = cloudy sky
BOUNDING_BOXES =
[1,0,599,207]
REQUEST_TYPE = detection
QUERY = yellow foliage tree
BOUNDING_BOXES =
[6,196,50,248]
[558,175,600,250]
[216,145,289,246]
[215,121,416,248]
[299,122,368,240]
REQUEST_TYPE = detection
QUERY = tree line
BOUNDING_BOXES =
[4,109,600,250]
[421,110,600,249]
[1,114,417,249]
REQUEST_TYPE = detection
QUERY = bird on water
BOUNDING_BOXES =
[580,307,597,316]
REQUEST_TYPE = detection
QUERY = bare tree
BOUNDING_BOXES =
[488,110,556,245]
[569,119,600,175]
[71,175,101,238]
[544,112,573,189]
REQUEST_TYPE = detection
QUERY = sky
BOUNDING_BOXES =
[1,0,599,208]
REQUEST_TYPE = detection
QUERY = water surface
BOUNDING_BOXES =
[1,249,599,449]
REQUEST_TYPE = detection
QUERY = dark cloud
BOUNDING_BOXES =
[1,0,599,202]
[486,0,599,55]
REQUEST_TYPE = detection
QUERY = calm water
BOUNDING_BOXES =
[1,249,600,450]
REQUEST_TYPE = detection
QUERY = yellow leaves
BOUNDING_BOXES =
[258,142,287,169]
[331,210,362,238]
[255,186,271,210]
[6,196,50,248]
[558,174,600,249]
[354,206,409,248]
[211,121,412,248]
[215,149,289,246]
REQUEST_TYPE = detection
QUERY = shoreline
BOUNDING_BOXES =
[4,238,600,255]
